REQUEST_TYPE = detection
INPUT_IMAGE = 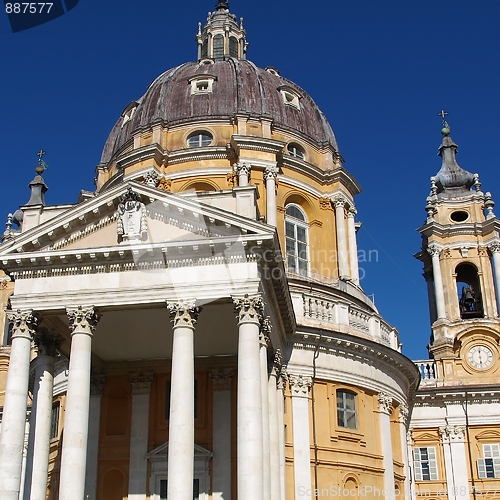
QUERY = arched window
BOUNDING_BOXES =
[213,34,224,61]
[287,143,305,160]
[456,263,483,318]
[201,39,208,58]
[285,204,309,276]
[336,389,357,429]
[229,36,239,58]
[187,131,213,148]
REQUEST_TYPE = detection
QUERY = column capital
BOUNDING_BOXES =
[407,428,413,446]
[167,300,201,330]
[66,306,101,335]
[288,374,312,398]
[439,424,466,443]
[236,163,251,176]
[33,330,61,357]
[209,368,235,390]
[427,244,442,258]
[270,349,283,378]
[90,374,105,396]
[264,164,279,181]
[260,317,272,347]
[488,241,500,254]
[129,372,154,395]
[233,293,264,325]
[377,392,393,414]
[397,402,409,425]
[6,309,39,340]
[277,365,287,390]
[333,196,346,209]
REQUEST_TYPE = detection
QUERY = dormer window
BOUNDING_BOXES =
[278,85,301,109]
[265,67,280,76]
[189,75,216,95]
[120,102,138,128]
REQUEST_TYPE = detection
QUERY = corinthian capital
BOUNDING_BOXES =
[236,163,251,177]
[398,402,409,424]
[288,374,312,397]
[130,372,154,395]
[264,164,279,181]
[6,309,39,340]
[233,293,264,325]
[270,349,283,378]
[427,244,442,258]
[66,306,101,335]
[439,425,466,443]
[377,392,393,414]
[260,316,272,346]
[333,197,346,210]
[34,330,61,357]
[488,241,500,254]
[209,368,235,391]
[167,300,201,330]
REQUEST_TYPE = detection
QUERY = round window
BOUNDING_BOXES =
[450,211,469,222]
[187,132,213,148]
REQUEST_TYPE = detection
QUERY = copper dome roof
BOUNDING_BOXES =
[100,58,339,164]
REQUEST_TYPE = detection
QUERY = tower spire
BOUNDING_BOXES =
[215,0,229,11]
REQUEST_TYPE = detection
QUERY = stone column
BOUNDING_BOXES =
[334,197,349,279]
[268,350,282,500]
[427,245,446,320]
[233,293,265,500]
[209,369,234,500]
[277,369,287,500]
[23,332,59,500]
[59,306,101,500]
[439,426,469,500]
[289,374,312,500]
[264,165,279,227]
[166,300,201,500]
[397,404,411,500]
[128,373,153,500]
[488,242,500,310]
[85,375,105,500]
[377,393,396,500]
[237,163,250,187]
[423,268,438,324]
[260,319,271,500]
[346,208,360,284]
[0,310,38,500]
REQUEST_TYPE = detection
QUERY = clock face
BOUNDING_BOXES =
[467,345,494,370]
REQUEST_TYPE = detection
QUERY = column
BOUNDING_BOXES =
[260,319,271,500]
[346,208,360,284]
[264,165,279,227]
[289,374,312,500]
[334,197,349,278]
[422,269,437,324]
[128,373,154,500]
[166,300,201,500]
[488,242,500,310]
[0,310,38,500]
[377,393,396,500]
[439,426,469,500]
[427,245,446,320]
[59,305,101,500]
[237,163,250,187]
[233,293,264,500]
[85,375,105,500]
[397,404,411,500]
[209,369,234,500]
[277,369,287,500]
[23,332,59,500]
[268,350,282,500]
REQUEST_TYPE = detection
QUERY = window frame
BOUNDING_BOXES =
[413,446,439,481]
[284,204,309,277]
[287,143,305,160]
[478,444,500,479]
[336,389,357,430]
[187,131,213,148]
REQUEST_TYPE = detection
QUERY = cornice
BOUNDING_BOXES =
[231,135,286,155]
[417,218,500,238]
[116,144,166,170]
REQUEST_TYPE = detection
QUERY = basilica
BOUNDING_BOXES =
[0,2,498,500]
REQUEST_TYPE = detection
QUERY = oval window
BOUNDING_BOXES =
[187,132,213,148]
[450,211,469,222]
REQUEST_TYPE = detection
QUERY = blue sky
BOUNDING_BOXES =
[1,0,499,360]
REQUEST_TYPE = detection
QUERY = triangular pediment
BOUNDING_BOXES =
[0,181,275,269]
[146,442,212,461]
[412,431,440,442]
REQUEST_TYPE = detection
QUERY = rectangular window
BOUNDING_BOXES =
[336,390,357,429]
[478,444,500,478]
[413,447,438,481]
[165,379,198,420]
[50,403,60,439]
[159,478,200,499]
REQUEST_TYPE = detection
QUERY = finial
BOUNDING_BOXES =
[215,0,229,11]
[36,149,49,175]
[438,109,450,136]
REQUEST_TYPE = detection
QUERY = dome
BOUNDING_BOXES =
[100,59,338,165]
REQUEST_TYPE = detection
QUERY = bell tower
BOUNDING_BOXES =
[416,114,500,384]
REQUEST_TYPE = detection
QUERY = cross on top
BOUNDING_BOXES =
[438,109,450,129]
[37,149,46,164]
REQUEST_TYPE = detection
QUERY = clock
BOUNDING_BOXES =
[467,345,494,370]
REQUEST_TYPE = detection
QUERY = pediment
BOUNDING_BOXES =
[412,431,439,442]
[0,181,275,269]
[146,442,212,461]
[475,429,500,440]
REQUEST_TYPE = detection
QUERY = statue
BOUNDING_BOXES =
[117,188,148,243]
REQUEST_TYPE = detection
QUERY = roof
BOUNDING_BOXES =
[100,59,339,164]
